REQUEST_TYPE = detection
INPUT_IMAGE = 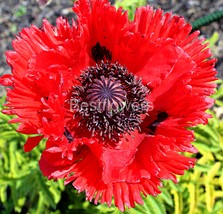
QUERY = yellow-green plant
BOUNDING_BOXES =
[0,96,64,214]
[114,0,146,20]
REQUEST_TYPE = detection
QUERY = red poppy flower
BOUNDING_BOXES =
[0,0,217,211]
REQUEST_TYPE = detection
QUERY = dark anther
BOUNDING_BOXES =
[70,62,149,141]
[91,42,112,62]
[64,127,74,143]
[148,112,168,134]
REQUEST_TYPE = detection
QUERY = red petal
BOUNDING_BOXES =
[73,0,130,64]
[0,74,13,86]
[102,132,145,183]
[28,50,71,70]
[24,135,43,152]
[17,123,38,134]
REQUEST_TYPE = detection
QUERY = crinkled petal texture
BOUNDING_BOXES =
[0,16,90,150]
[1,0,217,211]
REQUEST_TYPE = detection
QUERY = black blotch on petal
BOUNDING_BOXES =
[91,42,112,62]
[148,112,168,135]
[64,127,74,143]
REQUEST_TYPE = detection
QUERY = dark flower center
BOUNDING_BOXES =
[70,62,149,141]
[86,76,127,113]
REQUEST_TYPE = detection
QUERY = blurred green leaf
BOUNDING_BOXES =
[115,0,146,20]
[204,31,220,48]
[15,5,27,18]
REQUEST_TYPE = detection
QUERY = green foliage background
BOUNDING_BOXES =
[0,1,223,213]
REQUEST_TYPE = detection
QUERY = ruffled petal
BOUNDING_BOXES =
[132,5,217,95]
[39,140,162,211]
[73,0,130,64]
[1,16,91,150]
